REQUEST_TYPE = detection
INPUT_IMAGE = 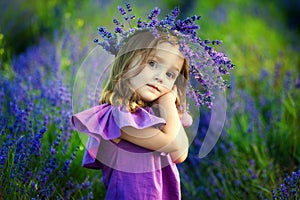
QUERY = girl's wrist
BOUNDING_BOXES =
[157,97,176,105]
[158,102,178,119]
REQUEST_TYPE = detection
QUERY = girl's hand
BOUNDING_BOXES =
[157,85,178,105]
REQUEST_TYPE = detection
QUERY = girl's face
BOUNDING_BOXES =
[129,42,184,102]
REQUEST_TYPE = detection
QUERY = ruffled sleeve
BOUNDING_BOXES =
[71,103,166,169]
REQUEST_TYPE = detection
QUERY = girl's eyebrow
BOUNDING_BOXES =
[152,55,181,72]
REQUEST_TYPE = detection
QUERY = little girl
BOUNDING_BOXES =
[72,30,192,199]
[72,4,234,200]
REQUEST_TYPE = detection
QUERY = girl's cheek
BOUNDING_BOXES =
[160,79,175,92]
[164,85,173,92]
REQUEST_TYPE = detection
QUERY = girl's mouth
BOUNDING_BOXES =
[146,84,160,92]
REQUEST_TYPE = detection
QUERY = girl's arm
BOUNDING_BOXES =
[120,87,189,163]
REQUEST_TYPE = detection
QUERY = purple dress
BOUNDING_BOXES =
[71,103,181,199]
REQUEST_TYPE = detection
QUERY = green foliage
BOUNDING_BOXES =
[193,0,299,77]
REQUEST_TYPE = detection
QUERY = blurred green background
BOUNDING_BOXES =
[1,0,299,76]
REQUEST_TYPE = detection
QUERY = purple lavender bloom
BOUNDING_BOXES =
[283,71,292,91]
[115,27,123,33]
[171,7,180,18]
[212,40,220,45]
[249,159,255,167]
[215,189,224,198]
[118,6,126,15]
[97,26,111,38]
[125,3,132,12]
[136,18,147,28]
[148,7,160,20]
[205,187,212,197]
[248,169,257,179]
[81,179,92,190]
[273,62,282,86]
[113,17,120,25]
[295,75,300,88]
[191,15,201,21]
[0,29,97,198]
[259,69,269,80]
[280,184,290,199]
[271,169,300,199]
[148,19,158,28]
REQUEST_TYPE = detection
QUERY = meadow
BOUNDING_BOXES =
[0,0,299,199]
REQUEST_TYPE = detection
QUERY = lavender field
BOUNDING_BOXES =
[0,0,299,199]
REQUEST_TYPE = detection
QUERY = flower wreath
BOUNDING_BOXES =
[94,3,234,108]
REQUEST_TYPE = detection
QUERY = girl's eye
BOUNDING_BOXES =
[148,60,158,68]
[166,72,176,79]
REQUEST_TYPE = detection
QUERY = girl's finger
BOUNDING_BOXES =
[172,85,178,95]
[171,85,180,103]
[172,85,179,103]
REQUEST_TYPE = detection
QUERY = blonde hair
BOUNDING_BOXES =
[100,30,189,113]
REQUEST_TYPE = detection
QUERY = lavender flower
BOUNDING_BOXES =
[118,6,126,16]
[113,17,120,26]
[125,3,132,12]
[271,169,300,199]
[273,62,281,87]
[148,7,160,20]
[0,30,97,199]
[115,27,123,33]
[283,71,292,91]
[295,75,300,88]
[171,7,180,18]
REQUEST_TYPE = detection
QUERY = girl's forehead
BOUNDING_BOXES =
[152,42,184,58]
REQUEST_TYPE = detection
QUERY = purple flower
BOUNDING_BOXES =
[113,17,120,25]
[271,169,300,199]
[115,27,123,33]
[248,169,257,179]
[295,75,300,88]
[259,69,269,80]
[148,19,158,28]
[273,62,282,86]
[97,26,112,39]
[81,179,92,190]
[118,6,126,15]
[283,71,292,91]
[137,18,147,28]
[125,3,132,12]
[0,29,97,198]
[171,7,180,18]
[191,15,201,21]
[205,188,211,197]
[148,7,160,20]
[215,189,224,198]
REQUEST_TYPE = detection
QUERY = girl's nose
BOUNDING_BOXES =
[153,65,165,83]
[154,75,163,83]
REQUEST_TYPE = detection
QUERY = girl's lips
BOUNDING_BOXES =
[146,84,160,92]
